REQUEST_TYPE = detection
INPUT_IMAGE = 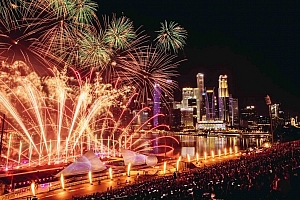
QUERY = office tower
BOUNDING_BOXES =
[200,92,206,121]
[232,98,239,127]
[228,95,239,127]
[257,115,270,132]
[257,116,270,125]
[182,88,195,108]
[153,83,161,127]
[181,108,194,129]
[240,106,257,129]
[205,87,216,120]
[182,88,198,128]
[218,75,229,123]
[171,108,182,131]
[196,73,205,121]
[229,95,233,126]
[218,75,229,97]
[159,95,174,128]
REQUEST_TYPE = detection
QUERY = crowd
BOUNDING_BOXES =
[74,140,300,200]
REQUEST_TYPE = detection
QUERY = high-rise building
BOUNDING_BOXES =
[182,88,196,108]
[232,98,239,127]
[228,95,239,127]
[257,115,270,132]
[181,108,194,129]
[205,87,217,120]
[153,83,161,127]
[181,88,198,128]
[257,116,270,125]
[229,94,233,125]
[218,75,229,97]
[240,106,257,129]
[159,95,174,129]
[200,92,206,121]
[196,73,205,121]
[171,108,182,131]
[218,75,229,123]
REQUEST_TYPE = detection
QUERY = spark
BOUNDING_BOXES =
[155,20,187,53]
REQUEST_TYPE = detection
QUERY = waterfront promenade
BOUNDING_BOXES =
[73,140,300,200]
[2,151,240,200]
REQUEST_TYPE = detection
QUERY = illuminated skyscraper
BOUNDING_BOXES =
[181,88,197,128]
[229,95,239,127]
[181,108,194,129]
[153,83,161,127]
[240,106,257,129]
[218,75,229,97]
[196,73,205,121]
[218,75,229,123]
[205,88,216,120]
[182,88,195,108]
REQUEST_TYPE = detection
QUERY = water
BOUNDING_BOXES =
[136,134,268,159]
[178,135,267,158]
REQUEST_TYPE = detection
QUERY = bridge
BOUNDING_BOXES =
[210,131,270,137]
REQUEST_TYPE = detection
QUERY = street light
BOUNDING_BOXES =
[265,95,273,144]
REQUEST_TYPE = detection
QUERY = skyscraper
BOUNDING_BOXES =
[218,75,229,123]
[205,88,216,120]
[240,106,257,129]
[182,88,195,108]
[159,94,174,129]
[153,83,161,127]
[181,108,194,129]
[196,73,205,121]
[229,96,239,127]
[181,88,197,128]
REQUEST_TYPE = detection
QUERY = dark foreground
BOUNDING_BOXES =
[74,140,300,200]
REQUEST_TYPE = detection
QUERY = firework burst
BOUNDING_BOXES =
[0,61,129,165]
[155,20,188,53]
[119,46,182,103]
[104,15,137,50]
[0,1,188,168]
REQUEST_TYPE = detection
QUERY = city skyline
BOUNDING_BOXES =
[177,72,286,117]
[99,1,300,116]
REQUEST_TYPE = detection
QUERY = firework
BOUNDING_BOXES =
[119,46,182,103]
[76,30,111,69]
[155,20,187,53]
[0,61,179,167]
[0,1,186,106]
[0,61,125,165]
[104,15,136,50]
[0,1,187,168]
[48,0,98,25]
[0,0,99,70]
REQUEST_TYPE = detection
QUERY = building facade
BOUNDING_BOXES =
[240,106,257,129]
[205,87,217,121]
[218,75,230,123]
[153,83,161,127]
[196,73,205,121]
[181,88,198,129]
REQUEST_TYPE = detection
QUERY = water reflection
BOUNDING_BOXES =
[158,135,268,159]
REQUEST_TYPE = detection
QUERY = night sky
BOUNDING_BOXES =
[98,1,300,116]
